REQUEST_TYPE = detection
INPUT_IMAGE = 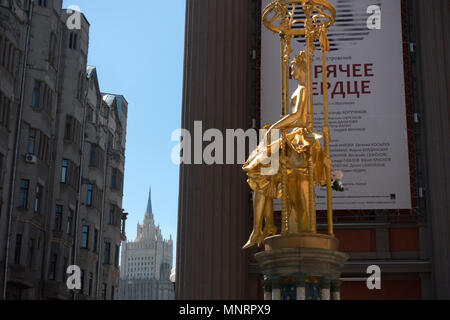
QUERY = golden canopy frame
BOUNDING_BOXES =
[263,0,336,236]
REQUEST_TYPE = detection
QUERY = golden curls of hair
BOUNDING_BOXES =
[291,51,307,70]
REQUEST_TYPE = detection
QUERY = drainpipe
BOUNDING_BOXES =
[96,101,110,299]
[72,70,92,300]
[2,0,35,300]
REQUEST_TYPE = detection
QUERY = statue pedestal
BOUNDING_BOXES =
[256,234,348,300]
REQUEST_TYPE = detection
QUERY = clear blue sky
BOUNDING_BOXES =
[62,1,186,261]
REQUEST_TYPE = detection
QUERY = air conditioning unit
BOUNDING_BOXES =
[25,154,37,164]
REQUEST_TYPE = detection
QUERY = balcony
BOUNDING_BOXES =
[7,264,34,290]
[42,280,71,300]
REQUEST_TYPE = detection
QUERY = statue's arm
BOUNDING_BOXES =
[270,87,306,131]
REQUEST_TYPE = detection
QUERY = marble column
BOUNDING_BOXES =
[263,279,272,301]
[295,276,306,300]
[331,280,342,300]
[272,279,281,300]
[320,278,331,300]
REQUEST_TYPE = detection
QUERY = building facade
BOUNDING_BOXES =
[0,0,128,300]
[176,0,450,300]
[118,189,174,300]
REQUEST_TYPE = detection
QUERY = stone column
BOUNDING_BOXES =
[295,275,306,300]
[331,280,342,300]
[320,278,331,300]
[263,279,272,301]
[175,0,257,300]
[417,0,450,299]
[272,279,281,300]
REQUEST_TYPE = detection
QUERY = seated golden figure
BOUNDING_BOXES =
[243,51,330,249]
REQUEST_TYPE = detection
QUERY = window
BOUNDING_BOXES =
[14,234,22,264]
[38,0,47,7]
[111,169,117,189]
[64,117,71,140]
[64,115,82,146]
[63,257,68,283]
[69,32,77,50]
[61,159,68,183]
[88,273,93,297]
[89,144,104,170]
[18,179,29,208]
[49,254,57,280]
[87,184,93,206]
[0,154,3,191]
[85,184,101,209]
[80,269,85,294]
[0,36,5,67]
[34,185,42,214]
[89,144,96,167]
[0,92,11,129]
[37,131,51,164]
[0,38,15,72]
[108,132,114,150]
[7,44,13,72]
[112,169,123,191]
[27,129,36,154]
[93,229,98,252]
[109,205,116,226]
[32,81,41,108]
[111,286,115,300]
[54,205,63,231]
[104,242,111,264]
[101,283,107,300]
[81,225,89,249]
[48,32,57,68]
[77,72,85,101]
[60,159,79,190]
[115,245,120,267]
[66,209,73,234]
[0,39,19,75]
[87,106,94,123]
[28,239,34,268]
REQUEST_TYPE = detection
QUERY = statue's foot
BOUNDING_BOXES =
[242,231,263,249]
[263,224,278,238]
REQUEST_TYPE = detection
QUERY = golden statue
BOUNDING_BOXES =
[243,0,337,249]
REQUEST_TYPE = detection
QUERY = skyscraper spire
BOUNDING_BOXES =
[146,186,153,214]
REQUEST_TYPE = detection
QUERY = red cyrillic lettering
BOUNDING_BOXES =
[364,64,374,77]
[332,81,346,99]
[339,64,351,77]
[353,64,363,77]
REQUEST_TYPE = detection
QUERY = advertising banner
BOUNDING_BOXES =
[261,0,412,210]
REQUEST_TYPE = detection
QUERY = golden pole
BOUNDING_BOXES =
[281,37,286,117]
[320,25,334,236]
[280,35,291,234]
[304,4,316,234]
[280,36,288,234]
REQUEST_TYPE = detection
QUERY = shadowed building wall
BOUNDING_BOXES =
[415,0,450,299]
[176,0,259,299]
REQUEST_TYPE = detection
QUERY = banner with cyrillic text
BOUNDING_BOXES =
[261,0,412,210]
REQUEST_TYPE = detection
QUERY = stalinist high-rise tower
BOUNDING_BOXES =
[117,188,174,300]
